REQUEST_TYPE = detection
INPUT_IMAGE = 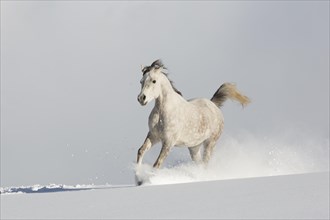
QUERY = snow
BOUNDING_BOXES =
[1,132,329,219]
[0,184,112,194]
[1,172,329,219]
[134,132,329,186]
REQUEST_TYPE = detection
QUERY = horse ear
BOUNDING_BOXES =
[151,59,164,69]
[141,65,145,72]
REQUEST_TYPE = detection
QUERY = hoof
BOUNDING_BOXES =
[135,174,143,186]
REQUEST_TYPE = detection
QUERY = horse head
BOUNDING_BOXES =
[138,59,165,106]
[138,59,182,106]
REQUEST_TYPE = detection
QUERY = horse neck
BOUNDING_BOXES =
[155,80,185,110]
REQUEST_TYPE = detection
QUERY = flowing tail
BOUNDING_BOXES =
[211,83,251,108]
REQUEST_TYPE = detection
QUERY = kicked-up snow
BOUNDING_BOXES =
[135,133,329,185]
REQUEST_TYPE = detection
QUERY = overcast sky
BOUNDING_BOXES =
[1,1,329,187]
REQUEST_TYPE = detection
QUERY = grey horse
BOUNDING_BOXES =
[137,59,250,173]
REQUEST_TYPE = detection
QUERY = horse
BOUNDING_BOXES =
[136,59,250,171]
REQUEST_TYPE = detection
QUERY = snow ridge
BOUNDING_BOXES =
[0,184,111,194]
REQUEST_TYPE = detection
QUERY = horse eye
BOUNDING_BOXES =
[152,80,156,84]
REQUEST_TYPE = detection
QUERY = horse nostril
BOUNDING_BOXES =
[138,94,146,103]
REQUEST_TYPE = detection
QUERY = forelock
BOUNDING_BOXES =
[142,66,152,76]
[141,72,149,83]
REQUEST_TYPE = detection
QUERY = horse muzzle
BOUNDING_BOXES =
[137,94,147,106]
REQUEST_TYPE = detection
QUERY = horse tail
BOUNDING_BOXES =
[211,83,250,108]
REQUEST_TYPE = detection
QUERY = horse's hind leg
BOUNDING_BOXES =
[202,138,217,165]
[188,145,202,164]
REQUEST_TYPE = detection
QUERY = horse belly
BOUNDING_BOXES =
[176,116,213,147]
[176,135,207,147]
[178,102,222,147]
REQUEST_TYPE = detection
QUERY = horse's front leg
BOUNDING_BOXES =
[137,132,156,165]
[153,143,172,169]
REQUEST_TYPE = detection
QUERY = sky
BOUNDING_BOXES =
[1,1,329,187]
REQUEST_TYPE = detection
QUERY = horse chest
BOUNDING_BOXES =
[149,110,181,139]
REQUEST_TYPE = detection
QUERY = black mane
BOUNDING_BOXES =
[161,72,182,97]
